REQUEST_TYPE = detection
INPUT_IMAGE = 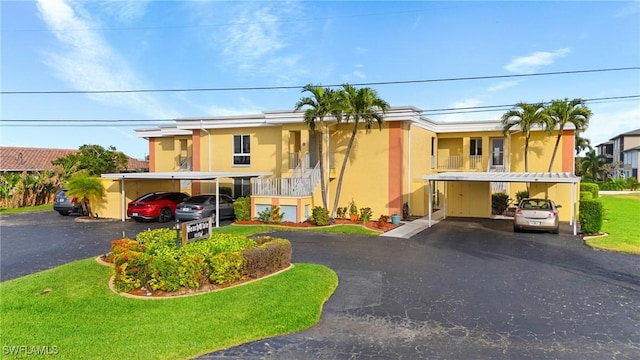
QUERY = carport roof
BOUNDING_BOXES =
[101,171,272,180]
[422,172,580,183]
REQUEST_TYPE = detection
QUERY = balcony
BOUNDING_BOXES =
[437,155,483,171]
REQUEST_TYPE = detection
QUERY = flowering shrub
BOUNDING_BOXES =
[107,228,290,294]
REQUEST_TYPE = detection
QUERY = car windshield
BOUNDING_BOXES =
[184,195,213,204]
[521,200,551,210]
[136,193,166,202]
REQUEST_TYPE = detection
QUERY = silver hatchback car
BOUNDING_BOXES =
[175,194,235,223]
[513,198,561,234]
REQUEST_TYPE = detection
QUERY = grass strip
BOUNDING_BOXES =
[0,259,337,359]
[584,193,640,255]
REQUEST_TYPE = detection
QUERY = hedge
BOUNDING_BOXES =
[580,182,599,199]
[580,191,593,201]
[579,199,603,235]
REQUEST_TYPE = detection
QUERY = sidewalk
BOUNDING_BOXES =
[383,210,444,238]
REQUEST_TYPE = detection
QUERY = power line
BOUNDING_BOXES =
[2,95,638,126]
[2,67,638,95]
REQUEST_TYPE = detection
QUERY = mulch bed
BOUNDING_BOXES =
[234,219,402,233]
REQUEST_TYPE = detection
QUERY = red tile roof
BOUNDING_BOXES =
[0,146,148,172]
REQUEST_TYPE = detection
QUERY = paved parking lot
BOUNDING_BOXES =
[1,212,638,359]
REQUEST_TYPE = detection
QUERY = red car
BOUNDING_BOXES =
[127,192,189,223]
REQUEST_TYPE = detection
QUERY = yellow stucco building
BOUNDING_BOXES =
[99,106,579,225]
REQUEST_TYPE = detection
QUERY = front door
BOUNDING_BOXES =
[490,138,504,169]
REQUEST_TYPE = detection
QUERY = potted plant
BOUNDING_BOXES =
[391,213,401,225]
[349,199,359,222]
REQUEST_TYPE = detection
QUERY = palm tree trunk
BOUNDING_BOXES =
[330,130,357,219]
[547,133,562,172]
[524,139,530,191]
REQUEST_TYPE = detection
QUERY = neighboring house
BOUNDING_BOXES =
[0,146,149,173]
[100,106,577,223]
[596,129,640,180]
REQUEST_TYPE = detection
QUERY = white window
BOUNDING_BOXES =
[233,135,250,165]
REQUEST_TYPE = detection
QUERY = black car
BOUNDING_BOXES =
[53,189,85,216]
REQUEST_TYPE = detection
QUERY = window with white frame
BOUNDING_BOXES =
[470,138,482,156]
[233,135,250,165]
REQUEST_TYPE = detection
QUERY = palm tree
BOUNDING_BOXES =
[501,102,550,172]
[580,150,605,181]
[545,98,592,171]
[330,84,389,218]
[575,131,592,155]
[65,173,106,217]
[294,85,342,210]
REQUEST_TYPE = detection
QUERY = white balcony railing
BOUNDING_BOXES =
[437,155,462,170]
[252,161,321,197]
[469,155,483,170]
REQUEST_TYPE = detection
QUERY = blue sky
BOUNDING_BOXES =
[1,0,639,160]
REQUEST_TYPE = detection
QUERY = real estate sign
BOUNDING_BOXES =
[180,217,212,245]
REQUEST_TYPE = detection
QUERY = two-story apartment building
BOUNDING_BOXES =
[596,129,640,180]
[98,106,579,229]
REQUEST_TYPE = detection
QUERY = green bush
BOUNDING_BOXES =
[312,206,330,226]
[491,193,509,215]
[359,207,372,224]
[579,199,603,235]
[580,191,593,201]
[580,182,599,199]
[219,186,233,197]
[209,252,245,285]
[136,228,177,255]
[599,179,625,191]
[270,205,284,224]
[110,238,142,262]
[336,207,347,219]
[257,206,272,223]
[147,247,181,292]
[515,190,529,203]
[113,250,149,292]
[627,177,639,191]
[233,196,251,221]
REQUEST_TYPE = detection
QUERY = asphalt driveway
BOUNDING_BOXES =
[1,212,638,359]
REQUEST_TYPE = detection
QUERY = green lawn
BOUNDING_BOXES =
[0,259,337,359]
[0,204,52,214]
[584,193,640,255]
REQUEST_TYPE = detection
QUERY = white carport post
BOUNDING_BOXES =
[120,177,126,222]
[428,180,433,227]
[573,182,577,236]
[215,177,220,228]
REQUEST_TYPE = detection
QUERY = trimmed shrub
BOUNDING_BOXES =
[580,191,593,201]
[233,196,251,221]
[136,228,177,255]
[243,238,292,278]
[491,193,509,215]
[113,250,149,292]
[580,182,599,199]
[579,199,603,235]
[312,206,330,226]
[626,177,639,191]
[257,206,271,223]
[600,179,627,191]
[110,238,142,261]
[147,247,181,292]
[515,190,529,203]
[219,186,233,197]
[209,252,245,285]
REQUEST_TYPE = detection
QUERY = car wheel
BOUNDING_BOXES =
[158,208,172,223]
[58,211,71,216]
[133,217,144,223]
[513,225,520,233]
[552,227,559,234]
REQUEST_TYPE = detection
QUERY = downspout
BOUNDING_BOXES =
[201,120,212,192]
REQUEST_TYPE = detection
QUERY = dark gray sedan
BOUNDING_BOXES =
[175,194,235,223]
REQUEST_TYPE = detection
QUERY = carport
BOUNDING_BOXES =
[101,171,271,226]
[422,172,581,235]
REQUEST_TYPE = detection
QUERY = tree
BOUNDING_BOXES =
[294,85,342,211]
[580,150,605,181]
[575,131,592,155]
[330,84,389,218]
[545,98,592,171]
[501,102,550,172]
[52,144,128,179]
[65,173,106,217]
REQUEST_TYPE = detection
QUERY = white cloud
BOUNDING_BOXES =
[488,80,519,92]
[353,70,366,79]
[102,0,150,23]
[36,0,179,119]
[504,48,571,73]
[615,2,640,18]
